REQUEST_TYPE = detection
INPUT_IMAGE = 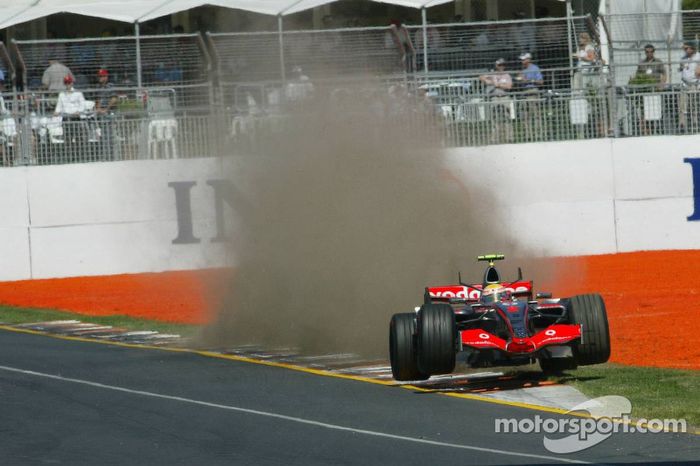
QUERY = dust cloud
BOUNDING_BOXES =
[201,88,537,357]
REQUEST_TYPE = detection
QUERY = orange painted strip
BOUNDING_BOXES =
[0,250,697,370]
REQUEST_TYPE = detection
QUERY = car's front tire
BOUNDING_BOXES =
[390,313,429,381]
[416,303,457,375]
[568,294,611,366]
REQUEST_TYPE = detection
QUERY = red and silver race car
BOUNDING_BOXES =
[389,254,610,381]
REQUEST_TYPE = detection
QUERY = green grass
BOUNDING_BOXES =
[554,364,700,428]
[0,305,199,338]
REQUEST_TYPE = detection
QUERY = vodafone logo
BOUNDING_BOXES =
[479,333,490,339]
[429,287,480,300]
[545,329,557,336]
[430,284,530,300]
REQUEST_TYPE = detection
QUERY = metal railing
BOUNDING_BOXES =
[3,10,700,166]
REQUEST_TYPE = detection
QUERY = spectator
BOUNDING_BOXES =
[679,43,700,132]
[479,58,513,143]
[55,75,87,161]
[413,24,444,51]
[517,52,543,90]
[95,68,118,160]
[42,58,73,91]
[517,52,543,141]
[284,66,314,103]
[630,44,666,135]
[636,44,666,87]
[572,32,600,91]
[480,58,513,96]
[512,11,535,55]
[385,19,415,72]
[95,69,117,114]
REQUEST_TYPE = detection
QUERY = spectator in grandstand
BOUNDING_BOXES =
[42,58,73,92]
[517,53,543,141]
[517,53,543,90]
[284,66,314,103]
[413,23,444,51]
[480,58,512,96]
[385,19,415,72]
[54,75,87,161]
[95,68,117,160]
[479,58,513,143]
[679,43,700,132]
[0,90,16,167]
[318,15,342,54]
[572,32,601,91]
[631,44,666,135]
[95,69,117,114]
[512,11,535,56]
[635,44,666,86]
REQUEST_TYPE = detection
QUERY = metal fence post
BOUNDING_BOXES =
[421,7,428,74]
[278,15,286,83]
[135,21,143,90]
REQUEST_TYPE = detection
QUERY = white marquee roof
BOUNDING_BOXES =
[0,0,454,29]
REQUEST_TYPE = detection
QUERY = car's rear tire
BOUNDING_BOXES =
[389,313,429,381]
[568,294,611,366]
[539,357,578,374]
[416,303,457,375]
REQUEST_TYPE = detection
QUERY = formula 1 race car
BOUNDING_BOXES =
[389,254,610,381]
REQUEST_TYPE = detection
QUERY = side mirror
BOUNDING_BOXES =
[536,292,552,299]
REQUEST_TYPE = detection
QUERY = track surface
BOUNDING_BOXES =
[0,329,698,465]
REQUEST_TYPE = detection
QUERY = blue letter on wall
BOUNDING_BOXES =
[685,158,700,221]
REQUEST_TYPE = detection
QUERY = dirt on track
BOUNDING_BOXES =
[0,250,698,369]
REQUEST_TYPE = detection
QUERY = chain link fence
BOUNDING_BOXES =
[2,10,700,166]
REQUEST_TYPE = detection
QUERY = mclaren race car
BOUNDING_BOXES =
[389,254,611,381]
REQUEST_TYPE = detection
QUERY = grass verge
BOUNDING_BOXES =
[0,305,199,338]
[554,363,700,429]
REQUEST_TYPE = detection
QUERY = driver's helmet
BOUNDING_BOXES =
[481,284,508,305]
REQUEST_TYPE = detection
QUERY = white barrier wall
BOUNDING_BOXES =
[0,135,699,281]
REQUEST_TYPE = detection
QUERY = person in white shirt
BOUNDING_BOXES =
[479,58,514,143]
[679,43,700,132]
[55,74,87,160]
[572,32,601,90]
[54,74,86,117]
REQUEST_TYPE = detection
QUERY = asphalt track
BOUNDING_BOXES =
[0,329,698,465]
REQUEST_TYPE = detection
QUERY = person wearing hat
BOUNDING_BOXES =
[517,53,544,140]
[479,58,512,97]
[679,43,700,132]
[479,59,513,143]
[517,53,543,90]
[55,74,87,161]
[95,68,118,160]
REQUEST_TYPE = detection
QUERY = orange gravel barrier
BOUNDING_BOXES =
[0,250,697,369]
[0,269,233,325]
[551,250,700,370]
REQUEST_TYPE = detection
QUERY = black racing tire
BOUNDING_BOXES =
[389,313,429,381]
[539,357,578,374]
[568,294,611,366]
[416,303,457,376]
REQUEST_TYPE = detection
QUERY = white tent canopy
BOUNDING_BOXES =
[0,0,454,29]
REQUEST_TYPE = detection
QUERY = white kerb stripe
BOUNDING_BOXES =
[0,364,592,465]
